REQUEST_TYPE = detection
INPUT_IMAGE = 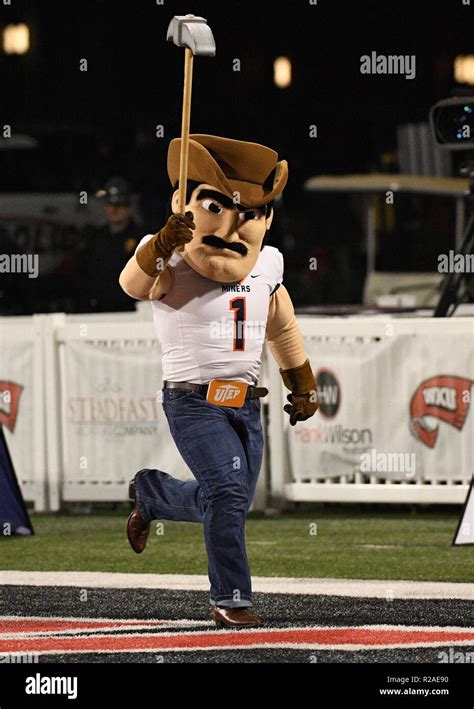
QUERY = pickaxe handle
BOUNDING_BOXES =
[166,12,216,251]
[178,47,194,216]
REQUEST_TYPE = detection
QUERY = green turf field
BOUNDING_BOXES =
[1,508,472,582]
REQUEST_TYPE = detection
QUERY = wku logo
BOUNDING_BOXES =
[410,375,472,448]
[0,381,23,433]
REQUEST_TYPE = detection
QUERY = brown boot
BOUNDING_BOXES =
[211,606,263,629]
[127,481,150,554]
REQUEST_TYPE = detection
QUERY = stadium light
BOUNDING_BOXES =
[274,56,292,88]
[3,24,30,55]
[454,55,474,86]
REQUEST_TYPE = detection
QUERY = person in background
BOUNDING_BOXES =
[80,177,144,312]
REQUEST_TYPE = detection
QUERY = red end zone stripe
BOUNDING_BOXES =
[1,627,474,654]
[0,619,165,634]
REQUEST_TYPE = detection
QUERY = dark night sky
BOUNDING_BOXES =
[1,0,472,194]
[0,0,472,313]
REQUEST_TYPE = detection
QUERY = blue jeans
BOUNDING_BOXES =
[133,388,264,608]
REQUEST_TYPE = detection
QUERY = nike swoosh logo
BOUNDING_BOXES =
[250,274,261,278]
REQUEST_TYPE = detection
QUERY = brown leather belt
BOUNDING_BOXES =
[163,381,268,400]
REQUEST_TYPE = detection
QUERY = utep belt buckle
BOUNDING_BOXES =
[206,380,249,408]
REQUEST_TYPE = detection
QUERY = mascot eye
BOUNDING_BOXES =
[201,199,223,215]
[239,209,263,221]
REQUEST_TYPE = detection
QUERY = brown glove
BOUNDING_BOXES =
[136,212,195,277]
[280,359,318,426]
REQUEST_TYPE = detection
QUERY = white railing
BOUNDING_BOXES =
[267,316,473,507]
[1,312,472,511]
[0,315,46,511]
[43,316,268,512]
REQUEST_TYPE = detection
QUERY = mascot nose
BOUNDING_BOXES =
[214,209,240,239]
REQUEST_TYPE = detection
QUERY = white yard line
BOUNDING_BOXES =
[0,571,472,600]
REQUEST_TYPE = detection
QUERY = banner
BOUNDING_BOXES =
[453,478,474,545]
[0,339,35,491]
[289,334,473,482]
[62,340,193,486]
[0,426,33,536]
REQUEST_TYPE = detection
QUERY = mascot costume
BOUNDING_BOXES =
[119,134,318,628]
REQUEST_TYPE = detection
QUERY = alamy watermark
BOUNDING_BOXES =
[0,653,39,663]
[360,448,416,477]
[438,647,474,663]
[360,52,416,80]
[0,253,39,279]
[438,250,473,274]
[209,317,266,341]
[25,673,78,700]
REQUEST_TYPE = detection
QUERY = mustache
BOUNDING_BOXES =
[202,235,248,256]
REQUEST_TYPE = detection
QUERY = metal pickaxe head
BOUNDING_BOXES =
[166,15,216,57]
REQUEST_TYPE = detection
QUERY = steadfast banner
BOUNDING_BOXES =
[62,340,192,486]
[289,334,473,482]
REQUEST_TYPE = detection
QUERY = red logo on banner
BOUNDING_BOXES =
[0,381,24,433]
[409,375,472,448]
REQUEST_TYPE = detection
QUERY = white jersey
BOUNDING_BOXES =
[136,235,284,385]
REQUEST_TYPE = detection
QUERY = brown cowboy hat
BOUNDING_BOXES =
[167,134,288,208]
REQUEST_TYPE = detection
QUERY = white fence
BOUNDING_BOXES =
[42,314,269,512]
[0,315,46,510]
[268,316,473,507]
[1,312,472,511]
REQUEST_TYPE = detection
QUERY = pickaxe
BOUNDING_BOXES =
[167,14,216,216]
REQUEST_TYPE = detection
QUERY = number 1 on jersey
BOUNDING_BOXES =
[229,297,246,351]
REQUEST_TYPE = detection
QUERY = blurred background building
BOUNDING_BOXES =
[0,0,473,314]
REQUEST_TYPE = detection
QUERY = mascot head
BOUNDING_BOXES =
[167,134,288,283]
